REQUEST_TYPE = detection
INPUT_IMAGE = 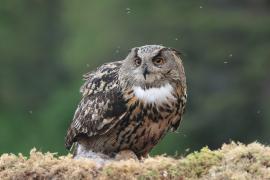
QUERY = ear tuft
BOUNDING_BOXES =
[169,48,184,57]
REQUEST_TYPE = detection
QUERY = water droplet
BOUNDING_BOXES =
[224,61,228,64]
[229,54,233,57]
[257,110,261,114]
[29,110,33,114]
[126,8,131,15]
[199,6,203,9]
[175,38,178,41]
[86,64,90,67]
[115,46,121,54]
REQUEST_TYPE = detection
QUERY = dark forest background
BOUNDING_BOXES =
[0,0,270,156]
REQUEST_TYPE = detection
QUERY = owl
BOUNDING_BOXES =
[65,45,187,159]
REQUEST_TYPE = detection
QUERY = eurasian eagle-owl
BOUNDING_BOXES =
[65,45,187,159]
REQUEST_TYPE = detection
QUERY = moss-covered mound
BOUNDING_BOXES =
[1,142,270,179]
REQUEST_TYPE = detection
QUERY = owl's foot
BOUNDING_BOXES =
[141,153,150,159]
[114,150,138,161]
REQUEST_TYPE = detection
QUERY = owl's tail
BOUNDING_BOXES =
[70,142,79,157]
[65,128,76,150]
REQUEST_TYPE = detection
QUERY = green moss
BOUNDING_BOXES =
[102,166,115,177]
[182,147,223,177]
[1,142,270,179]
[145,169,159,178]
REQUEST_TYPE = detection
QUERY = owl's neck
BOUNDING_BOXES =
[132,83,176,103]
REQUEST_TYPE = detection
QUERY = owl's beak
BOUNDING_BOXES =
[143,66,149,80]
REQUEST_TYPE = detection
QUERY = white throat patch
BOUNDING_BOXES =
[133,83,175,103]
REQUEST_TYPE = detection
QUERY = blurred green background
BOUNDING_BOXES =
[1,0,270,156]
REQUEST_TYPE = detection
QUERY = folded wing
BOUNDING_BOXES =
[65,61,127,150]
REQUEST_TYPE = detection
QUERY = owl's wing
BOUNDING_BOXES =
[65,61,127,150]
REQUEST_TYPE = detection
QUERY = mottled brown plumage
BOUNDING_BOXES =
[65,45,187,159]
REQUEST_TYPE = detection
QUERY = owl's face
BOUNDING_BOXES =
[120,45,185,89]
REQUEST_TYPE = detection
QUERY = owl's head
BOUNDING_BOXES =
[120,45,186,89]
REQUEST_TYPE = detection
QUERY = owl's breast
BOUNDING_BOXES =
[129,83,183,122]
[85,84,185,157]
[116,83,184,156]
[124,82,184,125]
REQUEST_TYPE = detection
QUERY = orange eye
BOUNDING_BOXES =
[152,57,165,66]
[134,58,142,66]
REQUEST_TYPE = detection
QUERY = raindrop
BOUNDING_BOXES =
[29,110,33,114]
[126,8,131,15]
[224,61,228,64]
[115,46,121,54]
[199,6,203,9]
[175,38,178,41]
[257,110,261,114]
[229,54,233,57]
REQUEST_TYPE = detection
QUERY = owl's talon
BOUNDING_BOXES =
[114,150,138,161]
[142,153,150,159]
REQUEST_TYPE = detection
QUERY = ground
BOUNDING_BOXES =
[0,142,270,179]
